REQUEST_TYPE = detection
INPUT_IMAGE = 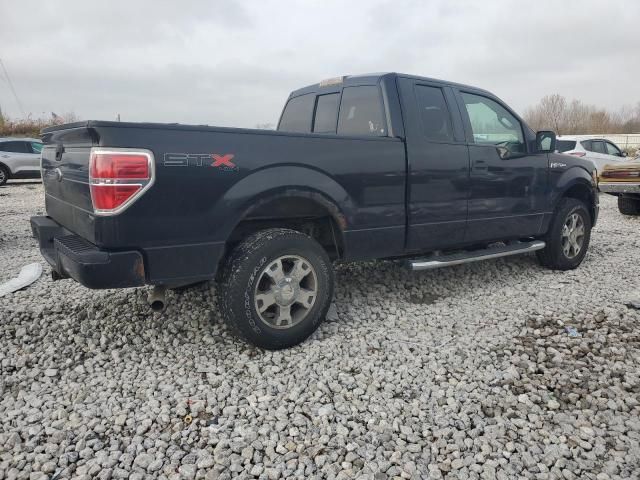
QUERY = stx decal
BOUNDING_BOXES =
[211,154,236,168]
[163,153,238,171]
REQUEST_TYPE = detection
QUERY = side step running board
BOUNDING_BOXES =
[408,240,546,271]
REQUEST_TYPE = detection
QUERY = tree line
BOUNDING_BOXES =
[0,109,78,137]
[523,94,640,135]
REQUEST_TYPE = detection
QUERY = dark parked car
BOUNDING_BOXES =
[31,73,598,349]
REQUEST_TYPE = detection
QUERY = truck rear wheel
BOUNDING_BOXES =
[218,228,334,349]
[536,198,592,271]
[618,195,640,216]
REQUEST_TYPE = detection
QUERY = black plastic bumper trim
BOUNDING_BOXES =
[30,215,146,289]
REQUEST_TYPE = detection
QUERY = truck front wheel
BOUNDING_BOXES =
[218,228,334,349]
[618,195,640,216]
[536,198,592,271]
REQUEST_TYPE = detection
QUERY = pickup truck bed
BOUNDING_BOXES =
[35,120,408,287]
[31,72,599,349]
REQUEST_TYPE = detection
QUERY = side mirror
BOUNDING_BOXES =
[536,130,556,153]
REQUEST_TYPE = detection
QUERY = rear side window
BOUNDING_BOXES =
[556,140,577,152]
[581,140,592,151]
[0,141,31,153]
[313,93,340,133]
[278,94,314,133]
[591,141,606,154]
[415,85,454,142]
[337,86,386,137]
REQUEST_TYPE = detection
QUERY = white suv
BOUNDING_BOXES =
[0,137,43,186]
[556,136,628,172]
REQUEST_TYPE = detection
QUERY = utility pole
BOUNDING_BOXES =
[0,58,26,118]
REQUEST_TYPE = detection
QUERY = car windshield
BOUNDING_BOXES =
[31,142,43,154]
[556,140,577,153]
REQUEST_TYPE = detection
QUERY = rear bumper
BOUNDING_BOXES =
[30,216,146,289]
[599,182,640,195]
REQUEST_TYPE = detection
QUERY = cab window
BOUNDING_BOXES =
[278,94,314,133]
[415,85,454,142]
[337,86,386,137]
[461,92,525,154]
[313,93,340,134]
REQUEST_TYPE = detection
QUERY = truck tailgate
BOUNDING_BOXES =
[41,125,97,242]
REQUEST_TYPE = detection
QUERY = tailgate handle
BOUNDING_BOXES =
[55,144,65,161]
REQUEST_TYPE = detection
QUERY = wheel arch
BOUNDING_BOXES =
[0,161,11,176]
[554,169,597,224]
[218,165,355,261]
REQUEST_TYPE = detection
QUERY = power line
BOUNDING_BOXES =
[0,57,26,118]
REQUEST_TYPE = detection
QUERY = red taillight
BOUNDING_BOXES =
[568,152,586,157]
[89,149,154,215]
[90,153,150,179]
[601,170,640,179]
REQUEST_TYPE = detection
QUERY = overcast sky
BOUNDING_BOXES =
[1,0,639,127]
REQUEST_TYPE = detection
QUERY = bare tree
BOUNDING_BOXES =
[63,112,79,123]
[524,95,640,135]
[539,94,567,134]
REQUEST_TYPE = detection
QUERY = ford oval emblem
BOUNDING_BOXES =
[54,168,63,182]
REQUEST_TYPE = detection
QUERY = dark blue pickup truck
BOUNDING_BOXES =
[31,73,598,349]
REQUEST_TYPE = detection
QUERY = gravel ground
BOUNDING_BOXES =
[1,182,639,480]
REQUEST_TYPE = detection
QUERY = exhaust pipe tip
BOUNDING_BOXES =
[148,286,167,312]
[150,299,165,312]
[51,269,67,281]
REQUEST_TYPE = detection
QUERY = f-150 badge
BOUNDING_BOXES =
[163,153,238,172]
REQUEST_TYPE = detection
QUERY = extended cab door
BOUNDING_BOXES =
[453,89,547,242]
[397,77,470,251]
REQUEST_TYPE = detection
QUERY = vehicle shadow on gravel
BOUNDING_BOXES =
[333,253,549,307]
[0,180,42,187]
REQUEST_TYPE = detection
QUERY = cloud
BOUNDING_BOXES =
[0,0,638,126]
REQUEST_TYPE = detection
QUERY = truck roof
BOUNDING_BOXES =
[288,72,492,99]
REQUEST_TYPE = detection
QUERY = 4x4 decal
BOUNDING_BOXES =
[163,153,238,171]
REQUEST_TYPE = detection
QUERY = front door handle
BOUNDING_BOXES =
[474,159,488,170]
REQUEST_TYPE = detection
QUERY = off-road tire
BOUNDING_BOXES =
[218,228,334,349]
[0,165,9,186]
[536,198,592,271]
[618,195,640,216]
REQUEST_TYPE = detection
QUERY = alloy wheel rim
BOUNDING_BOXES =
[561,212,585,259]
[254,255,318,329]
